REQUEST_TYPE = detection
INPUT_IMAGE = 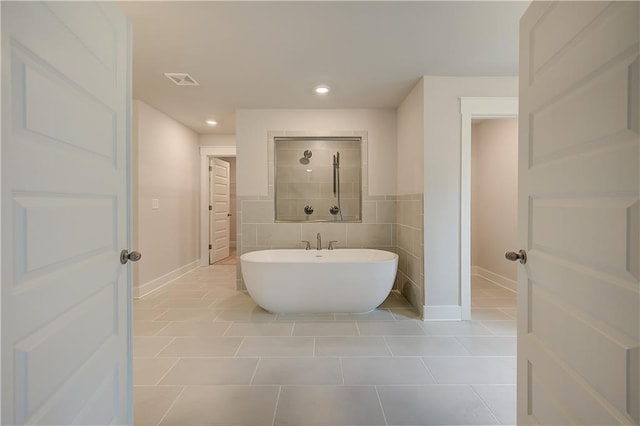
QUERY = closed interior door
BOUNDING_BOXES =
[210,158,230,263]
[1,2,132,424]
[518,1,639,424]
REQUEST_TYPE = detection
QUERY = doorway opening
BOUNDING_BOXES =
[199,146,236,267]
[459,97,518,320]
[210,157,237,265]
[470,118,518,317]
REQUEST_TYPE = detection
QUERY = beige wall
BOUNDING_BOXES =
[395,79,425,314]
[133,100,200,297]
[200,134,236,147]
[423,76,518,317]
[471,118,518,284]
[236,109,397,197]
[397,78,424,195]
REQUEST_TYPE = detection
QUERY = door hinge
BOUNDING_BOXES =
[208,244,212,250]
[209,166,212,172]
[209,205,212,210]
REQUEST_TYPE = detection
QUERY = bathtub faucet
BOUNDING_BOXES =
[316,233,322,250]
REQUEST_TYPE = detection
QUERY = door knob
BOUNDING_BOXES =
[505,249,527,264]
[120,249,142,264]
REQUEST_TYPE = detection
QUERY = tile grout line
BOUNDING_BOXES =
[419,356,438,384]
[155,385,186,426]
[270,385,282,426]
[221,320,235,336]
[249,358,262,385]
[152,321,173,337]
[153,358,181,386]
[148,309,169,321]
[382,336,395,358]
[469,384,503,425]
[374,385,389,426]
[152,337,177,358]
[233,337,246,357]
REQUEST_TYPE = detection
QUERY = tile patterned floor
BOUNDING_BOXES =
[134,266,517,425]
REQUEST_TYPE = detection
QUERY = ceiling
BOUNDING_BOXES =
[118,1,530,135]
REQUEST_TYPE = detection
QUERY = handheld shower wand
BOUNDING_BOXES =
[332,152,343,220]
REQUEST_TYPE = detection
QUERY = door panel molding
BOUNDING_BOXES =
[518,1,639,423]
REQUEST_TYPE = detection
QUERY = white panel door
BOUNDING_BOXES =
[1,2,132,424]
[518,1,639,424]
[210,158,230,264]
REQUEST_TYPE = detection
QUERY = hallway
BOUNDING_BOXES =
[133,266,516,425]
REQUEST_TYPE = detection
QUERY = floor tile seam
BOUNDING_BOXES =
[497,309,517,320]
[420,355,517,360]
[469,383,504,425]
[468,321,497,336]
[150,321,174,337]
[211,309,224,321]
[381,337,395,357]
[249,357,262,385]
[145,355,261,360]
[153,384,280,388]
[220,320,235,336]
[271,385,282,426]
[233,337,246,357]
[147,308,169,321]
[418,356,438,383]
[154,358,181,386]
[375,383,508,388]
[155,385,186,426]
[152,337,177,358]
[134,384,191,387]
[374,385,390,426]
[354,321,362,336]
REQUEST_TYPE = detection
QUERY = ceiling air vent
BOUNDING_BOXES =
[164,73,199,86]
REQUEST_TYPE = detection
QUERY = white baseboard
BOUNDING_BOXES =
[135,260,199,299]
[422,305,462,321]
[472,266,517,292]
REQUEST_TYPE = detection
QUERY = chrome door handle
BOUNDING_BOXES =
[505,249,527,264]
[120,249,142,264]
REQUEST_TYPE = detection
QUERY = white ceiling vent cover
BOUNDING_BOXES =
[164,73,199,86]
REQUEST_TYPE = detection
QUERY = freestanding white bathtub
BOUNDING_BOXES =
[240,249,398,313]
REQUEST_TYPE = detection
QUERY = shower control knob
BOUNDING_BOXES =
[505,249,527,264]
[303,205,314,215]
[329,205,340,215]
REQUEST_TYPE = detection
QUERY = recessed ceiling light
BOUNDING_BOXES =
[314,85,330,95]
[206,119,217,126]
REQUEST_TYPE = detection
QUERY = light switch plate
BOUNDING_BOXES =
[152,198,159,209]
